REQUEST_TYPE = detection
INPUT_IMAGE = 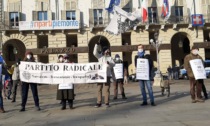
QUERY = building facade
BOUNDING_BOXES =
[0,0,210,74]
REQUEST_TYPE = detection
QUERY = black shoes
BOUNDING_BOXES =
[19,107,25,112]
[105,103,110,108]
[141,102,148,106]
[61,106,66,110]
[36,106,41,111]
[151,102,156,106]
[94,103,102,108]
[113,97,117,100]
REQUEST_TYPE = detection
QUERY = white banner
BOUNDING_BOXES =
[19,62,107,84]
[19,20,79,31]
[136,59,149,80]
[113,64,123,79]
[190,59,206,80]
[59,83,73,89]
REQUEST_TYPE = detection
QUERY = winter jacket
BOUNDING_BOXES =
[184,53,203,78]
[93,44,115,77]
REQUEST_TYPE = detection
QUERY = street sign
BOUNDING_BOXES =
[191,14,204,26]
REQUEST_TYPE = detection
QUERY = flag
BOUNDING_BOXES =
[106,0,121,13]
[161,0,171,21]
[141,0,148,22]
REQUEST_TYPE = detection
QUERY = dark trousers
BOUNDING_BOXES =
[62,99,73,108]
[113,80,125,98]
[0,89,3,108]
[189,78,202,100]
[12,80,21,101]
[21,82,39,108]
[201,80,208,98]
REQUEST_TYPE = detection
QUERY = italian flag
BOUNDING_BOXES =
[141,0,148,22]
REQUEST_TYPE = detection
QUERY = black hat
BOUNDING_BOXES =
[191,45,199,50]
[102,46,109,53]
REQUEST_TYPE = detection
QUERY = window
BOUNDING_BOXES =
[10,12,19,27]
[93,9,103,26]
[175,6,183,22]
[38,11,47,21]
[66,11,76,20]
[148,7,157,24]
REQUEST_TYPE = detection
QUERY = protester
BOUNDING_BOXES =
[0,55,7,113]
[184,46,204,103]
[113,54,127,100]
[201,79,208,99]
[10,59,21,102]
[20,52,41,112]
[2,74,12,100]
[135,44,156,106]
[93,42,115,108]
[167,65,172,80]
[56,54,74,110]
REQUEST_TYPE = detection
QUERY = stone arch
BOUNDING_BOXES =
[2,34,29,46]
[2,38,26,66]
[170,32,191,67]
[88,35,110,62]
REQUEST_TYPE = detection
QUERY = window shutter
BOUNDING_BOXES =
[18,12,22,22]
[14,2,20,12]
[89,9,94,27]
[32,11,38,21]
[4,12,10,28]
[61,10,66,20]
[76,9,80,21]
[9,3,14,12]
[71,1,76,10]
[48,11,52,20]
[66,2,70,10]
[178,0,183,6]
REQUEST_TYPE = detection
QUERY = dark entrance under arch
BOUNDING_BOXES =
[171,32,190,67]
[88,35,110,62]
[2,39,26,66]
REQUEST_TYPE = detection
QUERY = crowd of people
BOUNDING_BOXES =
[0,44,209,113]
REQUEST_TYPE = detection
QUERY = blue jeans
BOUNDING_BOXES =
[139,80,154,103]
[0,89,3,108]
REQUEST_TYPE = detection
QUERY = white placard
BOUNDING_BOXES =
[190,59,206,80]
[136,59,149,80]
[113,64,123,79]
[19,62,107,84]
[59,83,73,89]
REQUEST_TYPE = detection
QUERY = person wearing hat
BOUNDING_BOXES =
[56,54,74,110]
[93,42,115,108]
[10,58,21,103]
[0,55,7,113]
[112,54,127,100]
[20,52,41,112]
[184,45,205,103]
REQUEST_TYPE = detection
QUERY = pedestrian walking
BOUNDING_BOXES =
[112,54,127,100]
[135,44,156,106]
[10,59,21,102]
[56,54,74,110]
[20,52,41,112]
[167,65,172,80]
[93,42,115,108]
[0,55,7,113]
[184,46,204,103]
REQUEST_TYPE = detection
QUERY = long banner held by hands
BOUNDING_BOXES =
[19,62,107,84]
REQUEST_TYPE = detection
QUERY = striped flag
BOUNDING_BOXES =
[141,0,148,23]
[161,0,171,21]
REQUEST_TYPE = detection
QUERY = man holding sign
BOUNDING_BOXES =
[184,46,205,103]
[135,44,156,106]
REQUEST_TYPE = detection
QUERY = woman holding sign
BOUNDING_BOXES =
[56,54,74,110]
[20,52,40,112]
[184,46,205,103]
[112,54,127,100]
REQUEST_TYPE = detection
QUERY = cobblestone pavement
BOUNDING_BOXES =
[0,79,210,126]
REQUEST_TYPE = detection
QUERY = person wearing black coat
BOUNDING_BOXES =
[56,54,74,110]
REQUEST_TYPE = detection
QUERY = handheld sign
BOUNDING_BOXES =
[136,59,149,80]
[113,64,123,79]
[59,83,73,90]
[190,59,206,80]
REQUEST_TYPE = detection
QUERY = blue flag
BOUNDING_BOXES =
[106,0,121,13]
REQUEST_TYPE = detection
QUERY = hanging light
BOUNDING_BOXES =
[178,40,183,48]
[13,47,18,54]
